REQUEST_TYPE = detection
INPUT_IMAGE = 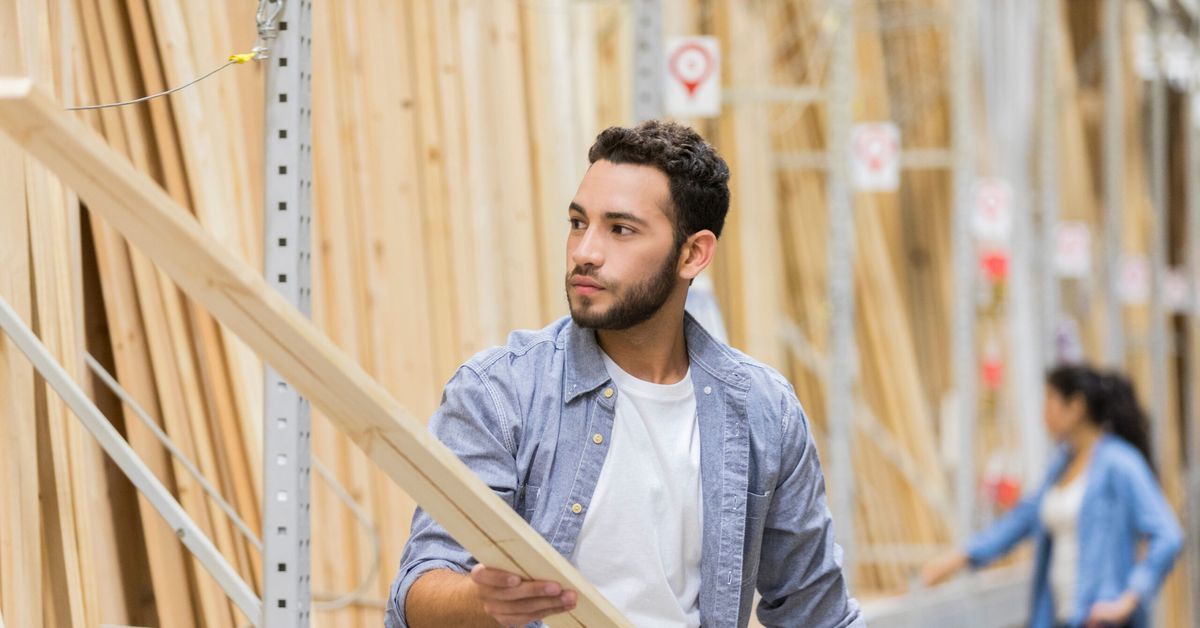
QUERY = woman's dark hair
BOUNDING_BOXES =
[1046,364,1155,473]
[588,120,731,247]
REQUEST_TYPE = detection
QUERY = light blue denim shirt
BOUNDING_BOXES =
[386,313,863,628]
[965,435,1183,628]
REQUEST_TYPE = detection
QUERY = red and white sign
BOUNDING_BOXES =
[973,178,1013,243]
[851,122,900,191]
[665,37,720,118]
[1054,222,1092,278]
[1117,256,1150,305]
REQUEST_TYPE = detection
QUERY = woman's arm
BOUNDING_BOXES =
[1117,452,1183,601]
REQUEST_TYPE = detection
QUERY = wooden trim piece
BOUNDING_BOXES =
[0,78,629,628]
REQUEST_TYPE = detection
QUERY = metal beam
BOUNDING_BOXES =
[1038,0,1061,368]
[1186,89,1200,628]
[632,0,664,122]
[949,0,978,542]
[1146,6,1170,506]
[261,0,314,623]
[825,0,857,590]
[774,148,955,171]
[1102,0,1126,366]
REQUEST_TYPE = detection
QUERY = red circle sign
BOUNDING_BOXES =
[669,42,714,96]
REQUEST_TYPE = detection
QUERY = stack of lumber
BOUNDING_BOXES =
[712,0,956,593]
[0,0,1195,626]
[1059,3,1194,625]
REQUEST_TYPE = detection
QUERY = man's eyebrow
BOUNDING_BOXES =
[568,203,650,227]
[603,211,649,226]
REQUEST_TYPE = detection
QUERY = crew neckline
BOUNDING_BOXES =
[600,351,693,400]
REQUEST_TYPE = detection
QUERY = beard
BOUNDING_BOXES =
[566,246,680,330]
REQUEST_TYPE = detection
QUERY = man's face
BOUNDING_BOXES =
[565,160,682,330]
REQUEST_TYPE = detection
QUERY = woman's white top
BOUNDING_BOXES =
[1040,473,1087,623]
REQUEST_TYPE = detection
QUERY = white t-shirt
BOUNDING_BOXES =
[1041,473,1087,623]
[569,352,704,627]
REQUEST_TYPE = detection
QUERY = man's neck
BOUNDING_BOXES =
[595,305,690,385]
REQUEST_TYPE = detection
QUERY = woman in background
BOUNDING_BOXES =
[922,364,1183,628]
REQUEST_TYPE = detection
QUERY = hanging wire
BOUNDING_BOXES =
[66,0,277,111]
[65,53,256,111]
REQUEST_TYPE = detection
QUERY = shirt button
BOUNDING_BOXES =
[603,387,614,398]
[571,503,583,514]
[703,386,712,395]
[592,433,604,445]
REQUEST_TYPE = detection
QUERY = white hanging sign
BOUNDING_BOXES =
[665,37,721,118]
[973,178,1013,243]
[1164,268,1191,313]
[851,122,901,191]
[1117,256,1150,305]
[1054,222,1092,278]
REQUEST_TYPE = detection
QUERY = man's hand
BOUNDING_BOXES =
[1085,591,1138,628]
[471,564,578,626]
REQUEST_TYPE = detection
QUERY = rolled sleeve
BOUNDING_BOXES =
[385,557,468,628]
[755,394,862,628]
[385,364,520,627]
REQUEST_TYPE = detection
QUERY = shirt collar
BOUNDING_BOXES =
[560,311,748,403]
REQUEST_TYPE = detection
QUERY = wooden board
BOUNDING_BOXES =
[0,137,42,628]
[0,77,630,628]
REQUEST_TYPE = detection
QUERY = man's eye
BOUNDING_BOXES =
[613,225,633,235]
[569,219,585,229]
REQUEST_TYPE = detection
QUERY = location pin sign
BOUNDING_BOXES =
[670,43,714,97]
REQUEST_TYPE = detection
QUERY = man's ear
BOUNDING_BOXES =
[678,230,717,280]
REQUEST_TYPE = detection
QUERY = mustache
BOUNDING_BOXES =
[566,264,609,285]
[568,266,601,281]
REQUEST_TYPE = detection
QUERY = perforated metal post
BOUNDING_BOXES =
[1147,6,1169,505]
[1187,90,1200,626]
[1102,0,1126,367]
[824,0,857,590]
[632,0,664,122]
[949,0,978,542]
[1037,0,1060,368]
[1145,15,1170,625]
[261,0,313,625]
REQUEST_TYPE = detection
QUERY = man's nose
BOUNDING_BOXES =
[571,227,604,268]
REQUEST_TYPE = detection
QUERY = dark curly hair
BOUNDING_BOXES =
[1046,364,1155,475]
[587,120,731,247]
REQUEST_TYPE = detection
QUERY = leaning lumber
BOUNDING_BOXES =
[0,77,629,628]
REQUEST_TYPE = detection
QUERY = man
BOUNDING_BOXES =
[386,121,863,628]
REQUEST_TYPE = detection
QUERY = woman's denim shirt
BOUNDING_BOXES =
[965,435,1183,628]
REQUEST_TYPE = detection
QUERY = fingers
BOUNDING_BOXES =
[470,564,523,588]
[471,566,565,601]
[487,592,577,625]
[470,564,578,625]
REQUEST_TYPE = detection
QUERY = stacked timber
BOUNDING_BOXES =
[0,1,1194,626]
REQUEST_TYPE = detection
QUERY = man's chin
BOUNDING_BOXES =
[568,307,605,329]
